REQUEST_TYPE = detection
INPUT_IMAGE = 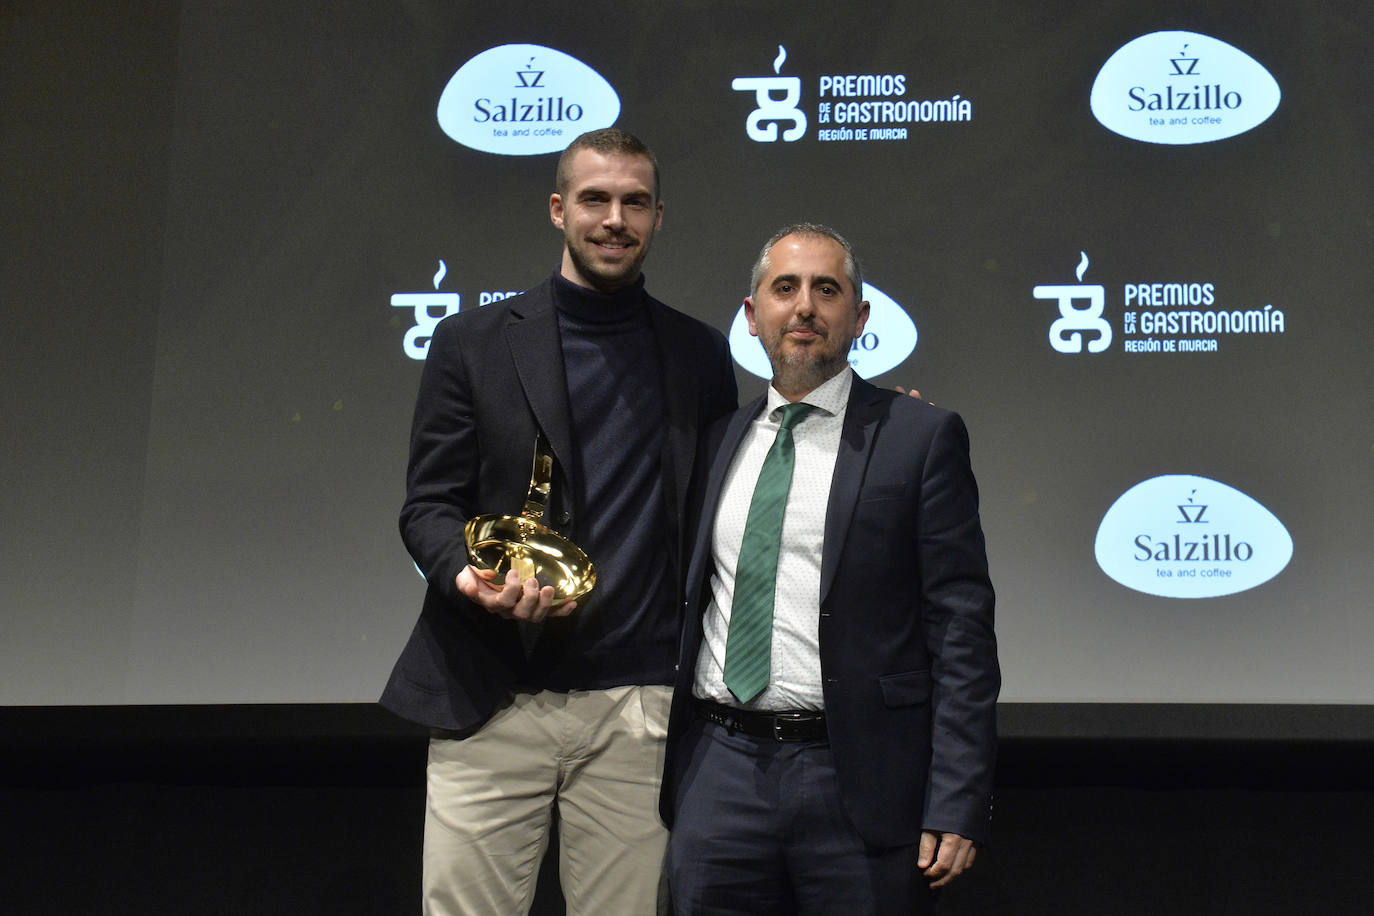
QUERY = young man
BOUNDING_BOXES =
[382,128,737,915]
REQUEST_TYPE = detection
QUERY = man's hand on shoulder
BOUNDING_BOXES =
[895,385,940,406]
[455,566,577,622]
[918,830,976,888]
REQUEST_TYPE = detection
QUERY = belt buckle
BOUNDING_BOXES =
[772,712,810,741]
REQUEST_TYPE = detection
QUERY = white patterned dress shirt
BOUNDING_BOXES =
[692,368,853,711]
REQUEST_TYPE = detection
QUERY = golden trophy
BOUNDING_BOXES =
[464,436,596,604]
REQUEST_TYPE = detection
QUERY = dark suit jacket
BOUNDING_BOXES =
[381,278,737,732]
[660,374,1000,848]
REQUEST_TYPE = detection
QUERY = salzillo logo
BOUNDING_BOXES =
[1090,31,1281,145]
[727,283,917,380]
[732,45,807,142]
[1095,474,1293,598]
[1034,251,1111,354]
[437,44,620,155]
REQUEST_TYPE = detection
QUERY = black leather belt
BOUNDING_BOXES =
[695,699,827,742]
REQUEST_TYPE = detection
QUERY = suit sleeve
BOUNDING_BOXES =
[398,316,480,605]
[704,326,739,424]
[918,410,1000,844]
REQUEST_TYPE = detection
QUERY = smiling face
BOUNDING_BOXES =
[746,233,870,400]
[549,148,663,293]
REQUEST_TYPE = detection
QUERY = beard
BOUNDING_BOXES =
[761,320,852,393]
[563,229,654,293]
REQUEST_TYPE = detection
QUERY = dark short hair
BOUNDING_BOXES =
[749,223,863,300]
[555,128,661,201]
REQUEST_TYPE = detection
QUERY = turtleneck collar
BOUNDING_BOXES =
[551,270,648,324]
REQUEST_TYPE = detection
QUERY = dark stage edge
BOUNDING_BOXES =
[4,702,1374,789]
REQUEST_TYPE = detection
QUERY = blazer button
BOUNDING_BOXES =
[558,511,572,526]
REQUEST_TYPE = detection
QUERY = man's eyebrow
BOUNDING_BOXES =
[576,186,652,200]
[771,272,844,289]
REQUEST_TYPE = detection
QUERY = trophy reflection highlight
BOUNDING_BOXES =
[464,437,596,604]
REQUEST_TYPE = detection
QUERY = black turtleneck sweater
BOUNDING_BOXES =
[529,272,676,689]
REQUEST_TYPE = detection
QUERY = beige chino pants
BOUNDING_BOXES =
[423,684,671,915]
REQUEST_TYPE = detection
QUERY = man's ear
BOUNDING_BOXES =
[549,193,565,229]
[854,300,871,337]
[744,297,758,337]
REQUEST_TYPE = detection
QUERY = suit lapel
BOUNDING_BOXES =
[685,395,764,612]
[504,282,575,472]
[820,378,883,602]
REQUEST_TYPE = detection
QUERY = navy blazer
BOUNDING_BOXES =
[381,278,737,732]
[661,374,1000,847]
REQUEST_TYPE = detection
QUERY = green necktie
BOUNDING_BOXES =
[723,402,816,704]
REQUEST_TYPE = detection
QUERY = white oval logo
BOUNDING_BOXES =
[1090,31,1280,145]
[437,44,620,156]
[728,283,918,381]
[1094,474,1292,598]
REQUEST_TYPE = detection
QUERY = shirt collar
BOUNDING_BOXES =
[763,367,853,422]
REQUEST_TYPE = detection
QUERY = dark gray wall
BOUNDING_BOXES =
[4,2,1372,712]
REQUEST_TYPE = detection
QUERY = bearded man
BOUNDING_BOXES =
[660,224,1000,915]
